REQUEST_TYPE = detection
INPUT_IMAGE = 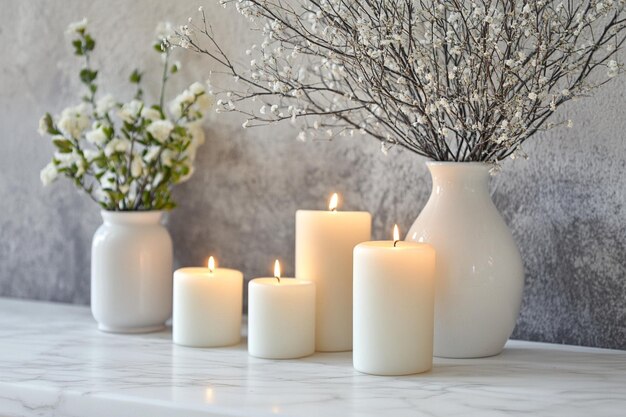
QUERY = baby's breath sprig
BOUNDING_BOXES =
[179,0,625,163]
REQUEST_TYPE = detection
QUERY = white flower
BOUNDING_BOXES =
[104,137,130,157]
[528,92,538,100]
[189,81,206,96]
[118,100,143,124]
[297,131,307,142]
[155,21,174,42]
[144,146,161,162]
[242,119,250,128]
[75,158,86,177]
[58,103,90,139]
[168,90,195,118]
[195,93,214,113]
[566,119,574,128]
[186,122,206,146]
[147,119,174,143]
[40,162,58,186]
[141,107,162,121]
[66,18,88,35]
[95,94,116,117]
[607,60,619,77]
[99,171,116,187]
[85,126,108,146]
[160,149,175,166]
[54,151,81,169]
[561,89,571,97]
[83,149,101,162]
[130,155,144,177]
[37,115,49,136]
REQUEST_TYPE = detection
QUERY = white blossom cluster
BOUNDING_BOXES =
[180,0,625,162]
[38,20,214,210]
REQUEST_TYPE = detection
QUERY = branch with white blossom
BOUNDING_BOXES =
[175,0,625,163]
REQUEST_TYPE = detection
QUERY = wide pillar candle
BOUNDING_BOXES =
[296,194,371,352]
[173,259,243,347]
[353,239,436,376]
[248,261,316,359]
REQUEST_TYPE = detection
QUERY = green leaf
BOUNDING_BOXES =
[42,113,60,135]
[154,43,165,53]
[170,64,178,74]
[173,125,187,136]
[102,125,114,139]
[104,189,124,203]
[72,39,83,56]
[52,138,73,152]
[129,69,142,84]
[80,68,97,84]
[84,34,95,51]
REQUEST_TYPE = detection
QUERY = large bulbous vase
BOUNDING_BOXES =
[406,162,524,358]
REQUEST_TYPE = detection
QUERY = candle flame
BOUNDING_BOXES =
[393,224,400,241]
[208,256,215,273]
[328,192,339,212]
[393,224,400,247]
[274,259,281,283]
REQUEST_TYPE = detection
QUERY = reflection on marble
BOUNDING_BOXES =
[0,298,625,417]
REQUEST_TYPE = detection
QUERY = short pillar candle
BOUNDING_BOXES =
[353,225,436,376]
[173,256,243,347]
[295,193,371,352]
[248,260,316,359]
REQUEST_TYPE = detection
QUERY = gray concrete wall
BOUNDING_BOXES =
[1,0,624,349]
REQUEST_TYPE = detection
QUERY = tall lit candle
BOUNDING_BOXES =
[296,193,371,351]
[248,260,316,359]
[353,225,436,375]
[173,256,243,347]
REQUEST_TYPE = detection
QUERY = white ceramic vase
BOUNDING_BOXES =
[406,162,524,358]
[91,211,173,333]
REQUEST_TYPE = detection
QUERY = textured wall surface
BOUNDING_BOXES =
[0,0,624,349]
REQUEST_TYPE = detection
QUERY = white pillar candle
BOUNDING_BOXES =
[173,256,243,347]
[248,260,316,359]
[295,193,371,352]
[353,225,436,376]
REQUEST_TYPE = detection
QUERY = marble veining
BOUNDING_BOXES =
[0,298,624,417]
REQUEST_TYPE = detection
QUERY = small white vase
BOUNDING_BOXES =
[407,162,524,358]
[91,211,173,333]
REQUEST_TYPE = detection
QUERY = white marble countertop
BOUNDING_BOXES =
[0,298,625,417]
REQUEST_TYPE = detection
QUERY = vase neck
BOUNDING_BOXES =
[427,162,492,196]
[101,211,164,226]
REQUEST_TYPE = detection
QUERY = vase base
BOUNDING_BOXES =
[98,323,166,334]
[434,347,504,359]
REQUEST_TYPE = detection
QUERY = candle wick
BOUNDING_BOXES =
[393,240,399,247]
[331,207,337,212]
[275,276,281,284]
